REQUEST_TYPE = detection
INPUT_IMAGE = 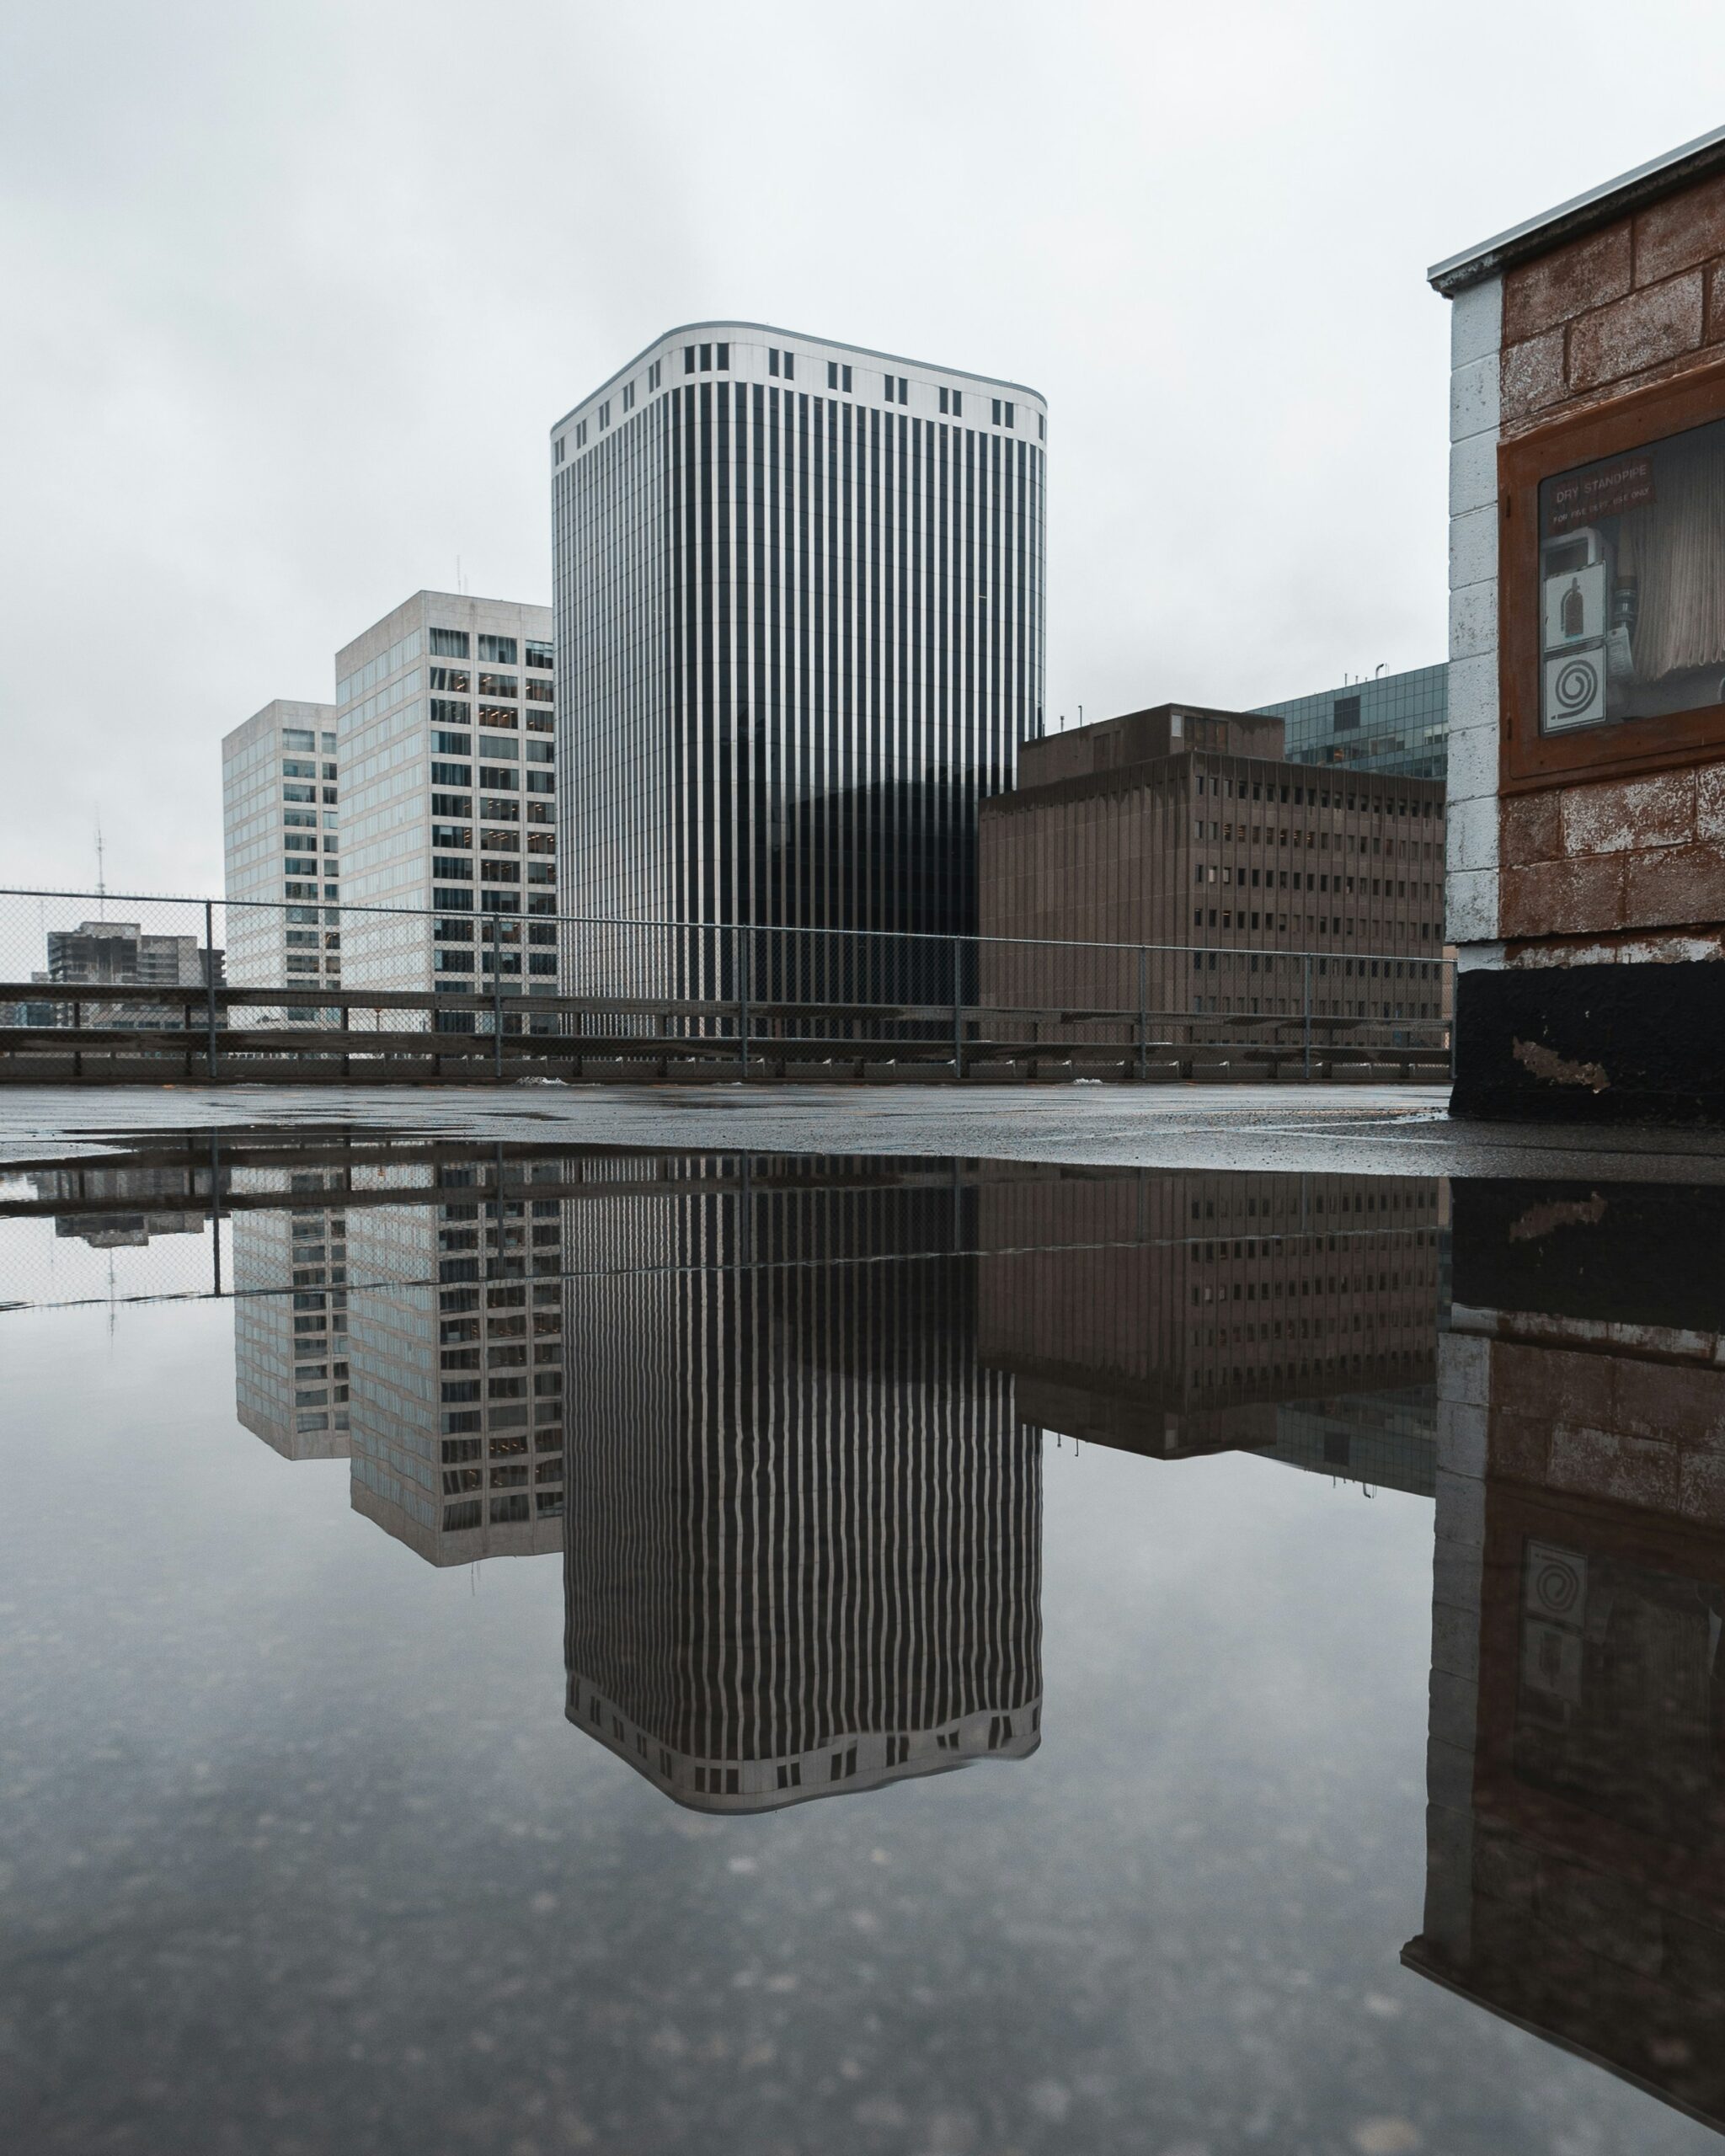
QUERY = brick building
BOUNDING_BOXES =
[1433,125,1725,1118]
[977,702,1447,1028]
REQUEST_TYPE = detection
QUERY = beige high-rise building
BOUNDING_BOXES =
[221,699,342,1009]
[334,591,557,1022]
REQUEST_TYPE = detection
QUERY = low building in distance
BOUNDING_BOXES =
[39,917,224,1031]
[978,702,1447,1027]
[222,700,341,1014]
[551,323,1046,985]
[1252,661,1448,782]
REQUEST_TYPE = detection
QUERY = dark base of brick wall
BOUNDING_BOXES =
[1453,959,1725,1123]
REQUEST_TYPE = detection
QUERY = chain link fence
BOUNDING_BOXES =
[0,886,1453,1082]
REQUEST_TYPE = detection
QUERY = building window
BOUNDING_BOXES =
[575,419,587,447]
[683,344,696,373]
[1498,381,1725,784]
[699,341,711,370]
[525,640,553,670]
[715,342,729,369]
[478,635,517,665]
[768,347,795,380]
[1333,696,1360,733]
[430,627,469,658]
[827,360,852,393]
[884,374,908,403]
[553,436,564,464]
[598,400,610,430]
[1039,413,1045,440]
[622,382,634,412]
[648,359,661,391]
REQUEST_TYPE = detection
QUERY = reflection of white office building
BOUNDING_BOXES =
[334,593,558,1023]
[221,700,342,1010]
[345,1171,566,1564]
[562,1175,1042,1811]
[230,1187,351,1461]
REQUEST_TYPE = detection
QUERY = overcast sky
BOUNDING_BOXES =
[3,1,1722,899]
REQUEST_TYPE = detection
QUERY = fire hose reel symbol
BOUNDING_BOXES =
[1553,657,1600,716]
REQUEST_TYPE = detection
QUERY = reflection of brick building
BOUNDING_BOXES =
[1406,1182,1725,2132]
[975,1169,1442,1460]
[978,706,1446,1027]
[562,1167,1041,1812]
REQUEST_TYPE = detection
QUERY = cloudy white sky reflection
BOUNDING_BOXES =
[3,1,1723,894]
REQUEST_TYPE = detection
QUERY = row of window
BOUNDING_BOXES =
[427,629,553,668]
[430,729,554,762]
[1187,913,1440,942]
[429,700,553,728]
[431,825,556,852]
[430,792,553,823]
[282,728,337,754]
[1194,773,1439,819]
[427,669,552,701]
[560,344,1044,456]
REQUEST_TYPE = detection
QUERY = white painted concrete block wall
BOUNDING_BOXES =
[1445,278,1503,953]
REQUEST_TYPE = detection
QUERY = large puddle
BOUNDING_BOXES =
[3,1134,1721,2153]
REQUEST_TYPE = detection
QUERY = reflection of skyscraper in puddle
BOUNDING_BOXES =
[345,1163,567,1564]
[975,1169,1442,1474]
[1406,1181,1725,2134]
[230,1171,350,1461]
[562,1166,1041,1812]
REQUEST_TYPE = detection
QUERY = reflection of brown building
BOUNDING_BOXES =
[1407,1182,1725,2132]
[975,1169,1442,1460]
[978,705,1446,1027]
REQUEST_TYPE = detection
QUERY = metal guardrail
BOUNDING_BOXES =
[0,887,1454,1085]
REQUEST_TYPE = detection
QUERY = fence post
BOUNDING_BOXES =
[1302,953,1313,1082]
[1137,945,1147,1082]
[492,914,504,1081]
[952,937,963,1081]
[204,900,220,1081]
[208,1132,222,1298]
[739,926,750,1077]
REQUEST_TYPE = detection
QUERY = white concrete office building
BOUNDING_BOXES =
[335,591,557,1021]
[550,323,1046,981]
[221,700,341,1004]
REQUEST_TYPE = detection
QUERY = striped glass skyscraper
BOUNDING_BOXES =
[550,324,1047,967]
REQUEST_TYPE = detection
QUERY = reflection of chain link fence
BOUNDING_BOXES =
[0,886,1454,1082]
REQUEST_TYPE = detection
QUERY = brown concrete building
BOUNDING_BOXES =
[977,702,1447,1027]
[1433,126,1725,1119]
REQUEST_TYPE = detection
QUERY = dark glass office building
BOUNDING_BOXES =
[1252,663,1448,782]
[550,324,1046,982]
